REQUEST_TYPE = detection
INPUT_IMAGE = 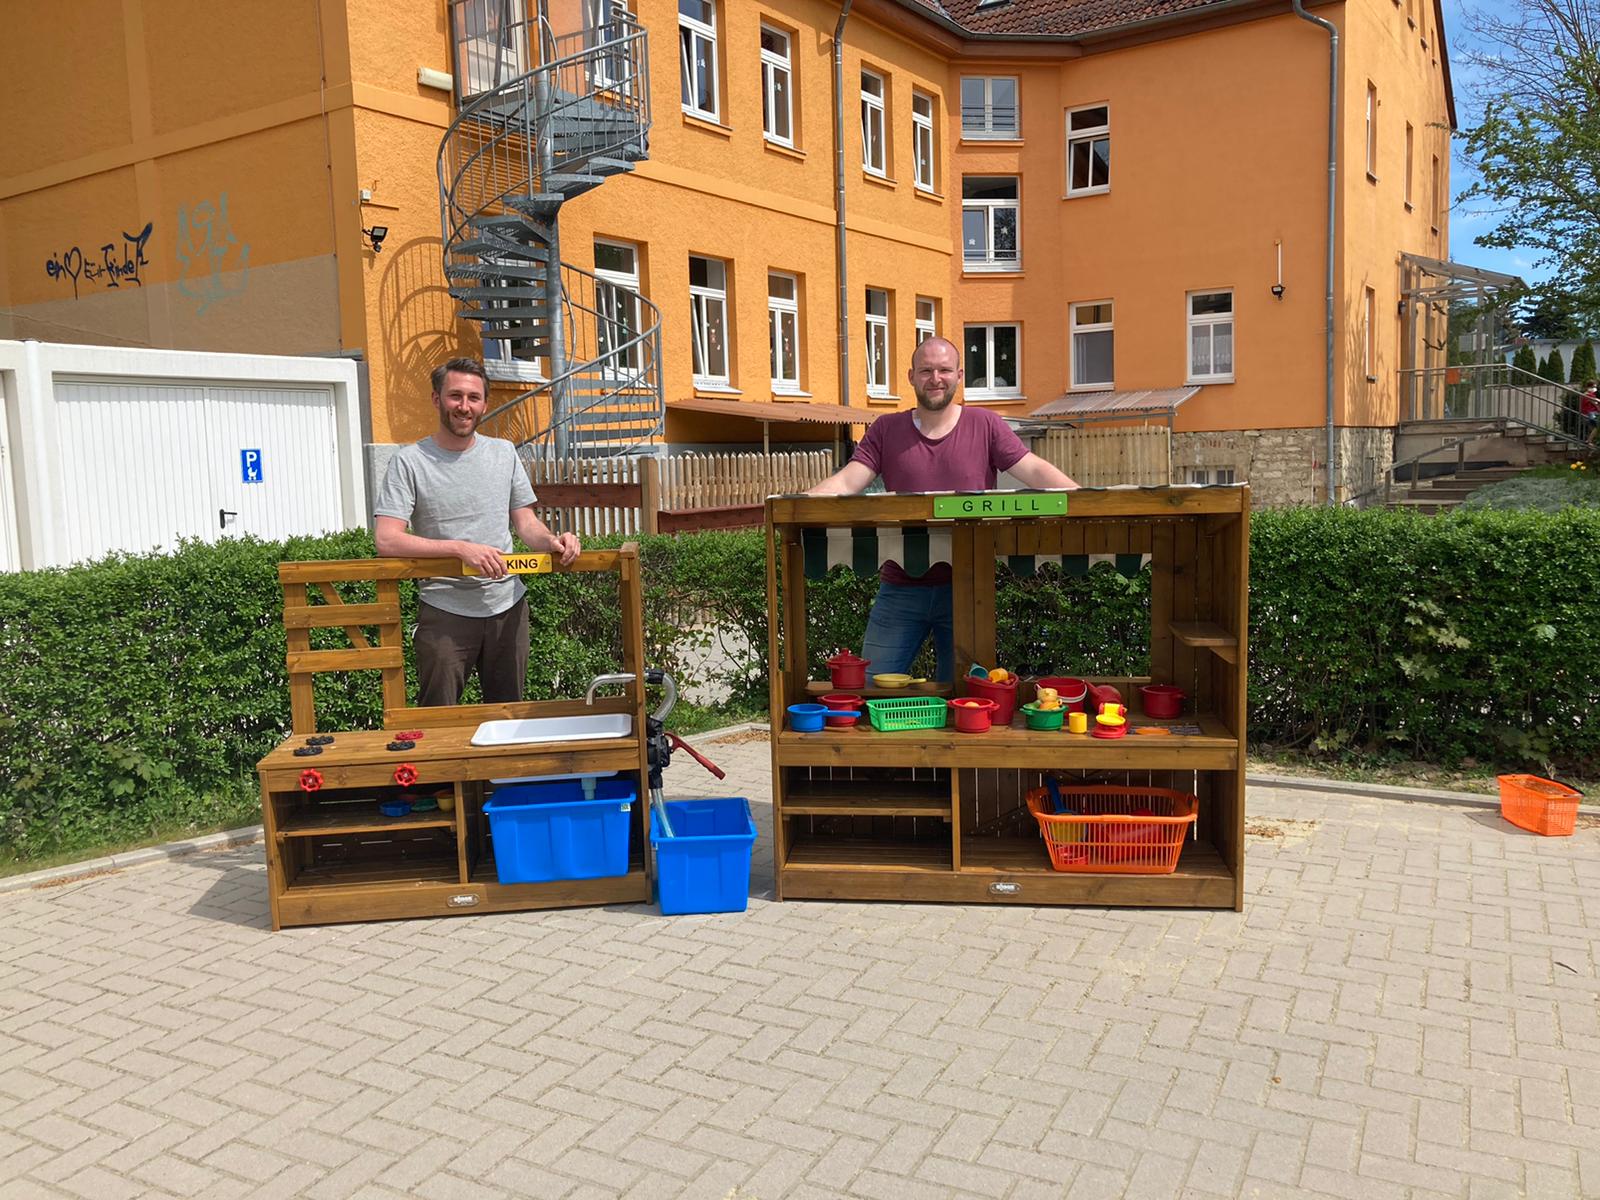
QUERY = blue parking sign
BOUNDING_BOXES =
[241,449,263,484]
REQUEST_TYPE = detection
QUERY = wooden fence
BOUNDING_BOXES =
[525,449,834,536]
[1032,425,1172,487]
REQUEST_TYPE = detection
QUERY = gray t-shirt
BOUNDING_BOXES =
[373,435,537,618]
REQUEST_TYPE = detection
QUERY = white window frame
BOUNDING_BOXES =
[1188,467,1237,485]
[1365,82,1378,179]
[912,91,936,192]
[1070,300,1115,391]
[760,24,793,147]
[768,271,801,393]
[964,323,1022,400]
[689,254,730,387]
[915,296,937,346]
[679,1,719,121]
[453,0,530,103]
[960,76,1018,139]
[1186,290,1235,384]
[594,238,643,381]
[962,177,1020,272]
[1066,104,1110,196]
[584,0,628,93]
[861,69,887,177]
[865,287,891,397]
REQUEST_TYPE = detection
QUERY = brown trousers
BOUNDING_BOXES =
[414,601,529,707]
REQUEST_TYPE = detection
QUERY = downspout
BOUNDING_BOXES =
[1293,0,1337,505]
[833,2,854,418]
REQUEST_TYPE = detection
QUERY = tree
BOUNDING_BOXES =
[1457,0,1600,329]
[1513,344,1539,373]
[1570,340,1597,383]
[1544,348,1568,383]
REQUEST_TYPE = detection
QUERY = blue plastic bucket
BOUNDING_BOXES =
[651,797,757,915]
[484,778,634,883]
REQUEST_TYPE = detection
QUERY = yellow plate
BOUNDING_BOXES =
[873,673,913,688]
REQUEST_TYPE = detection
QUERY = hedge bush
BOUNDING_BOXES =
[3,506,1597,861]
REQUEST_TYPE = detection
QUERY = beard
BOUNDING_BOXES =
[915,385,955,412]
[442,409,479,436]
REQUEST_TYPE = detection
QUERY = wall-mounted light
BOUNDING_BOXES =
[1271,284,1285,300]
[362,225,389,253]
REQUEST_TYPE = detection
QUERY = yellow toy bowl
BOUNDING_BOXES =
[437,792,456,814]
[873,673,913,689]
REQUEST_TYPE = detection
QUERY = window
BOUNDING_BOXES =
[964,324,1020,399]
[865,287,891,396]
[689,254,729,386]
[961,177,1019,271]
[1066,105,1110,195]
[585,0,628,92]
[452,0,529,102]
[1188,467,1237,485]
[912,91,936,191]
[594,239,643,377]
[1363,286,1376,380]
[1187,291,1234,382]
[1070,301,1114,389]
[1365,82,1378,179]
[1430,153,1441,232]
[679,0,718,120]
[861,69,887,176]
[960,76,1018,138]
[768,272,801,392]
[1404,122,1414,208]
[915,296,938,345]
[760,24,793,146]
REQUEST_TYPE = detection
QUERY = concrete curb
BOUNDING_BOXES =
[1247,770,1599,814]
[1,825,264,895]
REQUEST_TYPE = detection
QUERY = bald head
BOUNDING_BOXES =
[908,335,962,412]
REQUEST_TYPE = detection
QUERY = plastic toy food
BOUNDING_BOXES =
[987,668,1010,683]
[1035,687,1060,711]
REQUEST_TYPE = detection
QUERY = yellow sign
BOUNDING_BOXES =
[463,553,553,577]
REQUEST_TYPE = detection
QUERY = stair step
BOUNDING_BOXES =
[446,261,547,282]
[453,286,551,302]
[545,173,607,195]
[463,218,551,248]
[504,193,563,217]
[452,239,550,260]
[475,323,553,340]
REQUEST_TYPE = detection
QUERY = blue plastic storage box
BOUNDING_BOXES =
[650,797,757,915]
[483,777,635,884]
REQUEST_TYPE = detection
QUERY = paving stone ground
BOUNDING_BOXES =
[2,734,1598,1199]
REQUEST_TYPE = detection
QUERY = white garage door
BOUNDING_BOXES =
[52,380,343,563]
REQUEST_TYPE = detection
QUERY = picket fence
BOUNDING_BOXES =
[1032,425,1172,487]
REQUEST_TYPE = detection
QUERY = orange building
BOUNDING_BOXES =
[0,0,1459,505]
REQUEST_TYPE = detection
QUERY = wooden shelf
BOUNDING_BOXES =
[276,804,457,838]
[804,680,952,698]
[1168,621,1239,664]
[784,838,951,872]
[783,779,950,819]
[286,855,461,890]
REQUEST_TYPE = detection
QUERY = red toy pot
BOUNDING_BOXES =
[826,651,869,689]
[964,675,1018,725]
[949,697,997,733]
[820,692,864,728]
[1087,683,1125,713]
[1031,676,1089,712]
[1140,684,1186,719]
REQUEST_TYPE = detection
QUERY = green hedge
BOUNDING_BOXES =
[2,506,1596,861]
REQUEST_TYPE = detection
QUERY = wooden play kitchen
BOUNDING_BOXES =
[764,486,1249,910]
[256,547,656,930]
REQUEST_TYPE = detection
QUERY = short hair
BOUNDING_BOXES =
[431,357,489,395]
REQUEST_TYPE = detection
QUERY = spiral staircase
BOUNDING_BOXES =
[437,12,661,460]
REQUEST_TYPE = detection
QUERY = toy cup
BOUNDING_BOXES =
[1067,711,1088,734]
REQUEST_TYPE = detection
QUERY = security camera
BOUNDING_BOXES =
[364,225,389,253]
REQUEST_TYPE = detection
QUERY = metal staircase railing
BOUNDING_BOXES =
[1401,362,1589,438]
[437,12,661,460]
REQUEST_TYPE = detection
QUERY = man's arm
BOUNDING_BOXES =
[1007,453,1079,490]
[807,461,878,495]
[509,507,581,565]
[373,515,512,578]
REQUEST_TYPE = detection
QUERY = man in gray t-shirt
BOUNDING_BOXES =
[374,357,581,706]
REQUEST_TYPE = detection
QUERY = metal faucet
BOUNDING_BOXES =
[584,673,636,704]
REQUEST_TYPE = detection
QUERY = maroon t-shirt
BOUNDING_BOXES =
[850,405,1029,585]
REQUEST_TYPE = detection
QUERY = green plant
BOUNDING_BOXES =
[1513,344,1539,374]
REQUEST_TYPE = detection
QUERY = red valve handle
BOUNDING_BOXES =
[667,731,725,780]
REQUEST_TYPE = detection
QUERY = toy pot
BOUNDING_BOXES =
[963,675,1018,725]
[1033,676,1089,712]
[949,697,998,733]
[787,703,831,732]
[1087,683,1124,712]
[1021,702,1066,731]
[826,651,869,689]
[820,692,865,728]
[1140,684,1186,719]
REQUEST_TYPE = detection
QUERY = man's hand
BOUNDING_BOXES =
[550,531,581,566]
[455,541,508,578]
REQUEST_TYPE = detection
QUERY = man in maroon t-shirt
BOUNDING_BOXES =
[809,337,1076,679]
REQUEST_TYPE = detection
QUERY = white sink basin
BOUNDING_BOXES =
[470,714,633,747]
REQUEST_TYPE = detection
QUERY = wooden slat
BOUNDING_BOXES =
[951,526,977,679]
[277,550,620,583]
[283,602,399,629]
[286,647,404,673]
[769,487,1243,526]
[530,482,641,507]
[657,504,764,533]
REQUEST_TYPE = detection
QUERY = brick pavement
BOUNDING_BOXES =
[2,733,1597,1199]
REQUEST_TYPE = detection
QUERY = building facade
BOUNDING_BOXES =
[0,0,1456,505]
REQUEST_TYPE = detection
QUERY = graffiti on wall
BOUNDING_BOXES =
[43,222,155,300]
[176,193,251,314]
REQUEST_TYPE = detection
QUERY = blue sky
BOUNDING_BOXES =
[1440,0,1553,286]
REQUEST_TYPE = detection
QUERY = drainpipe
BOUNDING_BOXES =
[1293,0,1338,506]
[833,2,854,421]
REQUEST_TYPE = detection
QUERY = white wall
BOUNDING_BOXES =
[0,340,364,570]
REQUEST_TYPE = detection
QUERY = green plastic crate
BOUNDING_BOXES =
[865,696,948,732]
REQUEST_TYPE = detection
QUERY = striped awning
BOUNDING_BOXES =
[801,527,1149,580]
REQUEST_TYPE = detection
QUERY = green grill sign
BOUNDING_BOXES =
[931,493,1068,519]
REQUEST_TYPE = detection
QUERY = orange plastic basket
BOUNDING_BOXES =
[1024,785,1198,874]
[1497,774,1582,837]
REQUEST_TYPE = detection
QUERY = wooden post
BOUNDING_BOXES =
[639,454,660,535]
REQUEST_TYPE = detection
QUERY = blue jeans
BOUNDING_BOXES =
[861,581,954,681]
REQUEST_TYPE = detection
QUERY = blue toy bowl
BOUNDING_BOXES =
[787,703,828,732]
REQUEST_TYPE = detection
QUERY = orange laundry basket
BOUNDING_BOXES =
[1496,774,1582,837]
[1025,784,1198,874]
